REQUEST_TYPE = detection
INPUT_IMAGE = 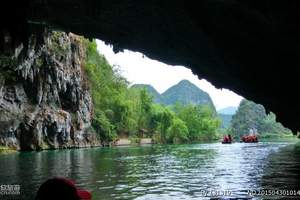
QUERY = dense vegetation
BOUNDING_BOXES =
[131,84,163,103]
[229,99,292,139]
[84,41,290,144]
[84,40,221,144]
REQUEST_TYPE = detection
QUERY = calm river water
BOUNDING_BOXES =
[0,142,299,200]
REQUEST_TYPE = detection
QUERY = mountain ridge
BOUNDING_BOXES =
[131,84,163,103]
[131,80,216,110]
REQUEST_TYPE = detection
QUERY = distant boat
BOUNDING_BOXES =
[240,134,258,143]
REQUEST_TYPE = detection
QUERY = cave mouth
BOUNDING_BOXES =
[94,39,294,141]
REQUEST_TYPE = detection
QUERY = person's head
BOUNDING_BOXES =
[35,177,91,200]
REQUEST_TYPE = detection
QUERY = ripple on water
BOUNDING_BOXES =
[0,142,298,200]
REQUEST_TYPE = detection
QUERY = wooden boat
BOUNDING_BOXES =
[221,141,232,144]
[243,140,258,143]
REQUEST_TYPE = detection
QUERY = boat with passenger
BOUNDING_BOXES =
[222,134,233,144]
[240,134,258,143]
[240,128,259,143]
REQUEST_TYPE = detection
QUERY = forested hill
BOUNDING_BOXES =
[230,99,292,139]
[162,80,215,108]
[131,84,163,103]
[132,80,216,111]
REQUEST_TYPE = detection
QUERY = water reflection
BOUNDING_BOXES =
[261,143,300,199]
[0,142,298,200]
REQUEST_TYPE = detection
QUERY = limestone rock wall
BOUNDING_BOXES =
[0,28,99,150]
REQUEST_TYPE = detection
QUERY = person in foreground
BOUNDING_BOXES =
[35,177,92,200]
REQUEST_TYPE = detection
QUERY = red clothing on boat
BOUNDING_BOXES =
[223,136,229,143]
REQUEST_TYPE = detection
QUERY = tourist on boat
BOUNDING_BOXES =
[241,134,258,143]
[222,134,233,143]
[223,135,229,143]
[35,177,92,200]
[228,134,232,142]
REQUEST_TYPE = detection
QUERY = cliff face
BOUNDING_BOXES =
[0,28,99,150]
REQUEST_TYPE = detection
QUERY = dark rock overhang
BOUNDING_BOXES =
[2,0,300,133]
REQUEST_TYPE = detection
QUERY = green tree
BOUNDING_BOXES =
[92,110,117,142]
[176,104,220,141]
[166,118,189,144]
[150,104,174,143]
[84,40,133,141]
[137,88,153,130]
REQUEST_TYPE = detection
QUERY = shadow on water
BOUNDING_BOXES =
[260,142,300,199]
[0,142,299,200]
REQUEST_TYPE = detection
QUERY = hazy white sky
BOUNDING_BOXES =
[96,40,243,110]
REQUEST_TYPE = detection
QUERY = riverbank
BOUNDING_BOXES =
[115,138,153,146]
[0,137,154,153]
[1,135,297,153]
[0,146,17,154]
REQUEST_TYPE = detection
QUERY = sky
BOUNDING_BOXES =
[96,40,243,110]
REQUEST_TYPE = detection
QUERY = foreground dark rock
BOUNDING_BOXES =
[0,28,99,150]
